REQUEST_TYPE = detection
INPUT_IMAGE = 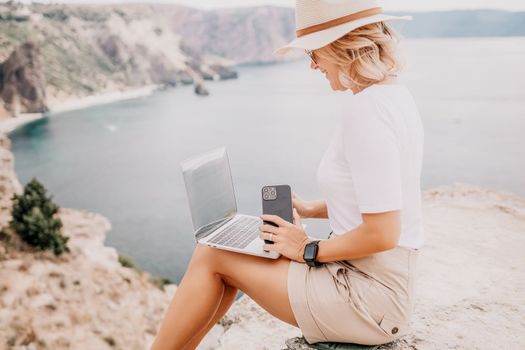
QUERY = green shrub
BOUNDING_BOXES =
[118,254,137,269]
[9,178,69,255]
[42,9,69,22]
[150,276,172,291]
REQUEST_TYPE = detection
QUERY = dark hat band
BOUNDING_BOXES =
[296,7,384,38]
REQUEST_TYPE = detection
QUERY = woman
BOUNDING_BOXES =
[151,1,423,348]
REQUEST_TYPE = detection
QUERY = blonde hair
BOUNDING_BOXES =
[314,21,402,90]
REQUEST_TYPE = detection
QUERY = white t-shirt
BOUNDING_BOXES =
[317,83,424,249]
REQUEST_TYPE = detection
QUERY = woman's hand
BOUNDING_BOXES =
[292,192,313,218]
[259,208,313,263]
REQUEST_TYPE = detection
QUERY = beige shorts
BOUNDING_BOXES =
[287,232,419,345]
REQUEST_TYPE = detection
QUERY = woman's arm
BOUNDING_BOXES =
[315,210,401,262]
[305,200,328,219]
[292,192,328,219]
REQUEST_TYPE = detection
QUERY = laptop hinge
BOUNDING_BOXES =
[195,216,235,242]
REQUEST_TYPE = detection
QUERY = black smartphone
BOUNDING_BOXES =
[261,185,293,245]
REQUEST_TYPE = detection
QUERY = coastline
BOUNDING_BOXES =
[0,84,160,135]
[0,113,44,134]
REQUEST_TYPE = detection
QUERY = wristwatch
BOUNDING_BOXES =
[303,240,323,267]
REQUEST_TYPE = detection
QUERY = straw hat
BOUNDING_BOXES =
[274,0,412,56]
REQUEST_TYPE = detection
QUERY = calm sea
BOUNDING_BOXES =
[8,37,525,286]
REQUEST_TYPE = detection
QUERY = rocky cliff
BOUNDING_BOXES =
[168,5,298,64]
[0,42,47,116]
[0,134,22,228]
[0,2,239,117]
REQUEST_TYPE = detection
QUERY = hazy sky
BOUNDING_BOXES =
[11,0,525,11]
[152,0,525,11]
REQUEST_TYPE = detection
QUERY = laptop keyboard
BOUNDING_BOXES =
[208,216,262,249]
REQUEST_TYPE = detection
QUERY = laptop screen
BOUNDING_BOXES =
[180,147,237,234]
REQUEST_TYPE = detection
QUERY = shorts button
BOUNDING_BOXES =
[391,327,398,334]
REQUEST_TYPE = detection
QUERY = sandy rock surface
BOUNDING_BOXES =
[0,206,178,350]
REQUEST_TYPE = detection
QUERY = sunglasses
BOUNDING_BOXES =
[305,49,317,65]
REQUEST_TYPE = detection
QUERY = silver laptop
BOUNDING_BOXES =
[180,147,280,259]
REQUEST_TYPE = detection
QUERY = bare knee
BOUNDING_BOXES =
[188,245,241,289]
[193,242,214,256]
[190,243,219,265]
[190,244,240,274]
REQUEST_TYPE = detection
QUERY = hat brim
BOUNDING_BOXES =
[273,14,412,56]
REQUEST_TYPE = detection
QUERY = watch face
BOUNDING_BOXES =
[305,241,317,259]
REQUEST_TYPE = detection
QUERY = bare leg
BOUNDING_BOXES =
[150,245,228,349]
[150,243,298,350]
[181,284,238,350]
